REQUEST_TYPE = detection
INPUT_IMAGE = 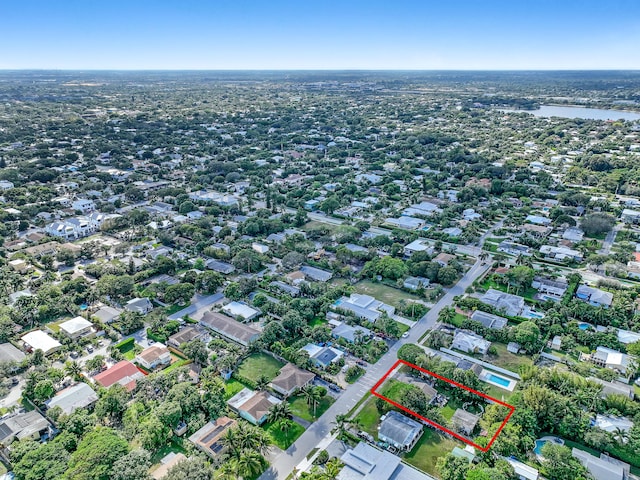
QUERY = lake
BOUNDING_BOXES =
[501,105,640,121]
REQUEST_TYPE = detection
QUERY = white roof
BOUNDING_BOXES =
[59,316,93,335]
[21,330,61,354]
[504,457,538,480]
[594,414,633,433]
[222,301,259,319]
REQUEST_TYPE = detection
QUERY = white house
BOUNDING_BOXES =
[71,199,96,213]
[452,331,491,355]
[136,343,171,370]
[21,330,62,356]
[58,317,95,340]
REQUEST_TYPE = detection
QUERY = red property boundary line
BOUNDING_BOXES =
[370,359,515,452]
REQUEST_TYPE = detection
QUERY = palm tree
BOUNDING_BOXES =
[479,251,489,263]
[278,418,293,442]
[267,401,292,425]
[221,426,242,459]
[217,461,237,480]
[324,458,344,479]
[236,448,264,479]
[255,374,270,391]
[65,361,82,380]
[612,427,629,444]
[300,385,322,417]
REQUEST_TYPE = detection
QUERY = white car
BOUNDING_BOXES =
[402,332,410,338]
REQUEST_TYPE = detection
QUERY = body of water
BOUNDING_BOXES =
[487,373,511,387]
[502,105,640,121]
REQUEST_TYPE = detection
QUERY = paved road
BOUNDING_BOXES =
[259,258,492,480]
[598,224,621,255]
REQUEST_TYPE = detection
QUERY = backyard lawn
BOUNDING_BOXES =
[353,280,425,310]
[149,438,187,465]
[379,379,415,403]
[484,343,533,373]
[288,394,334,422]
[404,428,463,476]
[479,278,538,301]
[263,420,305,450]
[224,378,248,400]
[354,398,381,438]
[236,353,285,383]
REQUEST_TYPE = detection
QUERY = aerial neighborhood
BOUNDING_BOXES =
[0,71,639,480]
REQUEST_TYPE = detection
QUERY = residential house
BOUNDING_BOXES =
[338,442,403,480]
[587,347,629,374]
[136,343,172,370]
[58,316,95,340]
[0,342,26,364]
[71,198,95,213]
[167,327,204,350]
[227,388,281,425]
[270,363,315,397]
[222,301,260,321]
[576,285,613,308]
[45,382,99,415]
[442,227,463,237]
[433,252,455,267]
[93,306,122,324]
[0,410,52,445]
[252,242,269,254]
[334,293,395,323]
[563,227,585,243]
[621,208,640,224]
[93,360,143,391]
[532,277,568,301]
[21,330,62,356]
[300,265,333,282]
[588,377,635,400]
[200,311,260,346]
[593,414,633,435]
[403,201,441,217]
[188,417,238,459]
[504,457,539,480]
[385,216,425,230]
[45,217,98,240]
[404,276,430,291]
[572,448,629,480]
[404,239,434,257]
[470,310,508,330]
[301,343,344,368]
[205,259,235,274]
[125,297,154,315]
[451,409,480,436]
[378,411,423,451]
[270,281,300,297]
[497,241,532,256]
[480,289,525,317]
[539,245,584,262]
[452,331,491,355]
[152,453,188,480]
[525,215,552,226]
[332,322,373,343]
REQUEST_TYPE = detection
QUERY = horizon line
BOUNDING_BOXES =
[1,68,640,73]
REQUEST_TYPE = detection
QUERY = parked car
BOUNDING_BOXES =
[86,346,94,353]
[70,351,79,359]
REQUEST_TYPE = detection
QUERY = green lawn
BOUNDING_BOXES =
[149,438,187,466]
[237,353,285,383]
[116,339,137,360]
[484,343,533,373]
[354,398,381,438]
[224,378,249,400]
[479,279,538,301]
[379,379,415,403]
[353,280,425,310]
[309,317,327,328]
[263,420,305,449]
[288,394,335,422]
[404,428,463,476]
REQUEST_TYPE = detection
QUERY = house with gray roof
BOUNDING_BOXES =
[451,409,480,436]
[205,259,235,274]
[125,297,153,315]
[0,342,26,364]
[378,411,423,451]
[338,442,401,480]
[470,310,508,330]
[576,285,614,308]
[572,448,629,480]
[479,289,525,317]
[0,410,52,445]
[452,331,491,355]
[200,311,260,346]
[301,343,344,368]
[332,322,373,343]
[45,382,98,415]
[300,265,333,282]
[334,294,395,323]
[270,363,315,397]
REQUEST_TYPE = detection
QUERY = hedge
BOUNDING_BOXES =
[114,337,135,351]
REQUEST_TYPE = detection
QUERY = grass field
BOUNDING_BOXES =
[263,420,305,449]
[485,343,533,373]
[237,353,285,383]
[288,394,335,422]
[353,280,424,309]
[149,438,187,465]
[379,379,414,403]
[404,428,462,476]
[308,317,327,328]
[224,378,249,400]
[479,278,538,301]
[354,398,381,438]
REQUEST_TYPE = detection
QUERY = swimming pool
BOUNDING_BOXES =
[487,374,511,387]
[534,437,564,456]
[578,323,590,330]
[533,440,546,455]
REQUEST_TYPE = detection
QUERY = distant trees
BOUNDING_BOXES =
[580,213,616,236]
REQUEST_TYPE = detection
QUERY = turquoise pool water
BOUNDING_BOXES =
[578,323,589,330]
[533,440,546,455]
[487,374,511,387]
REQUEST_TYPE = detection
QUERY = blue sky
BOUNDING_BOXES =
[1,0,639,69]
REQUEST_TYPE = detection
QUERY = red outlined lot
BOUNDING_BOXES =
[370,359,515,452]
